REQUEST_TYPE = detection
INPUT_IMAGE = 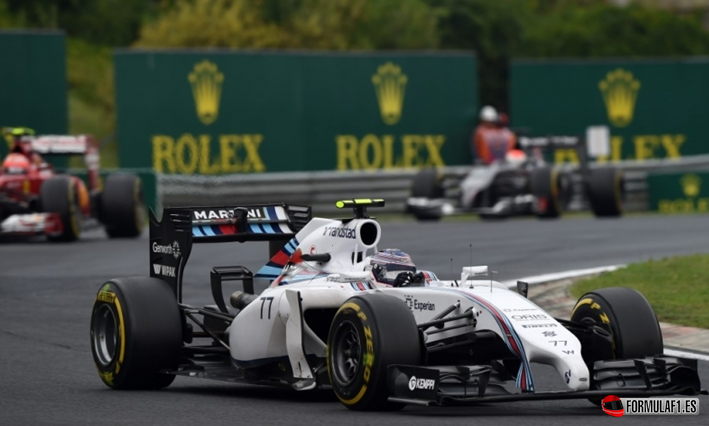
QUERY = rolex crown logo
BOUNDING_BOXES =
[681,174,701,198]
[188,60,224,125]
[598,69,640,127]
[372,62,407,125]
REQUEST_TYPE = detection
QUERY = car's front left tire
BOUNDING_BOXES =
[571,286,663,360]
[90,277,182,390]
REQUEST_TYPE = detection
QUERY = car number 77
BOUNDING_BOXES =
[260,297,274,320]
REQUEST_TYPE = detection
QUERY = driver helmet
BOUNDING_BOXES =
[505,149,527,165]
[479,105,498,123]
[365,248,416,286]
[2,153,31,175]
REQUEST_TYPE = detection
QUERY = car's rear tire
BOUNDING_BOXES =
[587,167,624,217]
[530,167,562,219]
[41,176,81,242]
[90,277,182,390]
[410,169,444,221]
[412,169,444,199]
[328,294,421,411]
[101,174,145,238]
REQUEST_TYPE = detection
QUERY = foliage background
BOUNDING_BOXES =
[3,0,709,166]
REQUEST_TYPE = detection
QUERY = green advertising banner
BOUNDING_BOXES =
[647,171,709,214]
[114,50,477,174]
[511,59,709,164]
[0,30,68,157]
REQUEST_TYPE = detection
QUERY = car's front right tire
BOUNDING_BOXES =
[327,294,421,411]
[90,277,182,389]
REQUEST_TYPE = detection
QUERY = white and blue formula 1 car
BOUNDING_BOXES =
[90,199,705,411]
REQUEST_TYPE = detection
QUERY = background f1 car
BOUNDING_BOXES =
[407,134,624,221]
[0,127,145,241]
[89,199,705,411]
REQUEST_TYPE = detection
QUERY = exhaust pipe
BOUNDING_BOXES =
[230,291,258,310]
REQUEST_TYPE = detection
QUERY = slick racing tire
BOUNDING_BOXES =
[411,169,444,221]
[571,287,663,406]
[101,173,145,238]
[41,176,81,242]
[328,294,421,411]
[587,167,624,217]
[530,167,563,219]
[571,287,663,360]
[412,169,444,199]
[90,277,182,390]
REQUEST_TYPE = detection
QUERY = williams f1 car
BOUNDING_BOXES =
[90,199,704,411]
[407,135,624,221]
[0,127,144,241]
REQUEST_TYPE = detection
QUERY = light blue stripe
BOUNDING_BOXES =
[430,287,535,392]
[249,224,263,234]
[261,223,275,234]
[201,225,216,236]
[254,265,284,278]
[192,226,205,237]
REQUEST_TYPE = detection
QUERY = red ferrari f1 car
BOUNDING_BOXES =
[0,127,144,242]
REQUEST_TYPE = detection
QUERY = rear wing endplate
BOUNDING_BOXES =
[149,203,311,301]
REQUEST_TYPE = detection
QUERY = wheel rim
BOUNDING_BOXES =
[92,304,118,366]
[332,321,362,386]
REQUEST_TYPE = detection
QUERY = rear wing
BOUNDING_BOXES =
[149,203,311,300]
[518,135,580,150]
[20,134,100,191]
[518,134,592,171]
[27,135,97,156]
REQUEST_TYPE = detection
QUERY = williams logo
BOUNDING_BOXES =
[372,62,407,125]
[188,60,224,125]
[598,68,640,127]
[681,174,701,197]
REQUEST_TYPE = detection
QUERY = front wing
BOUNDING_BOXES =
[0,213,102,237]
[388,356,707,406]
[0,213,62,236]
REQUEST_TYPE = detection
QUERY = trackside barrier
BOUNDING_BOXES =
[157,154,709,215]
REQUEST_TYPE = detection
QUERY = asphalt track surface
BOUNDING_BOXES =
[1,214,708,425]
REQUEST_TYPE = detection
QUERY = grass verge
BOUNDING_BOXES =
[570,254,709,329]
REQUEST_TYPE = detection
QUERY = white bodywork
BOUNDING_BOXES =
[229,216,590,393]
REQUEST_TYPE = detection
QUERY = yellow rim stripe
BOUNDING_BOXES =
[115,297,126,365]
[337,385,368,405]
[332,301,369,405]
[338,302,361,313]
[570,297,594,318]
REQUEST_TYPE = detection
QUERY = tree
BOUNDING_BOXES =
[136,0,439,50]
